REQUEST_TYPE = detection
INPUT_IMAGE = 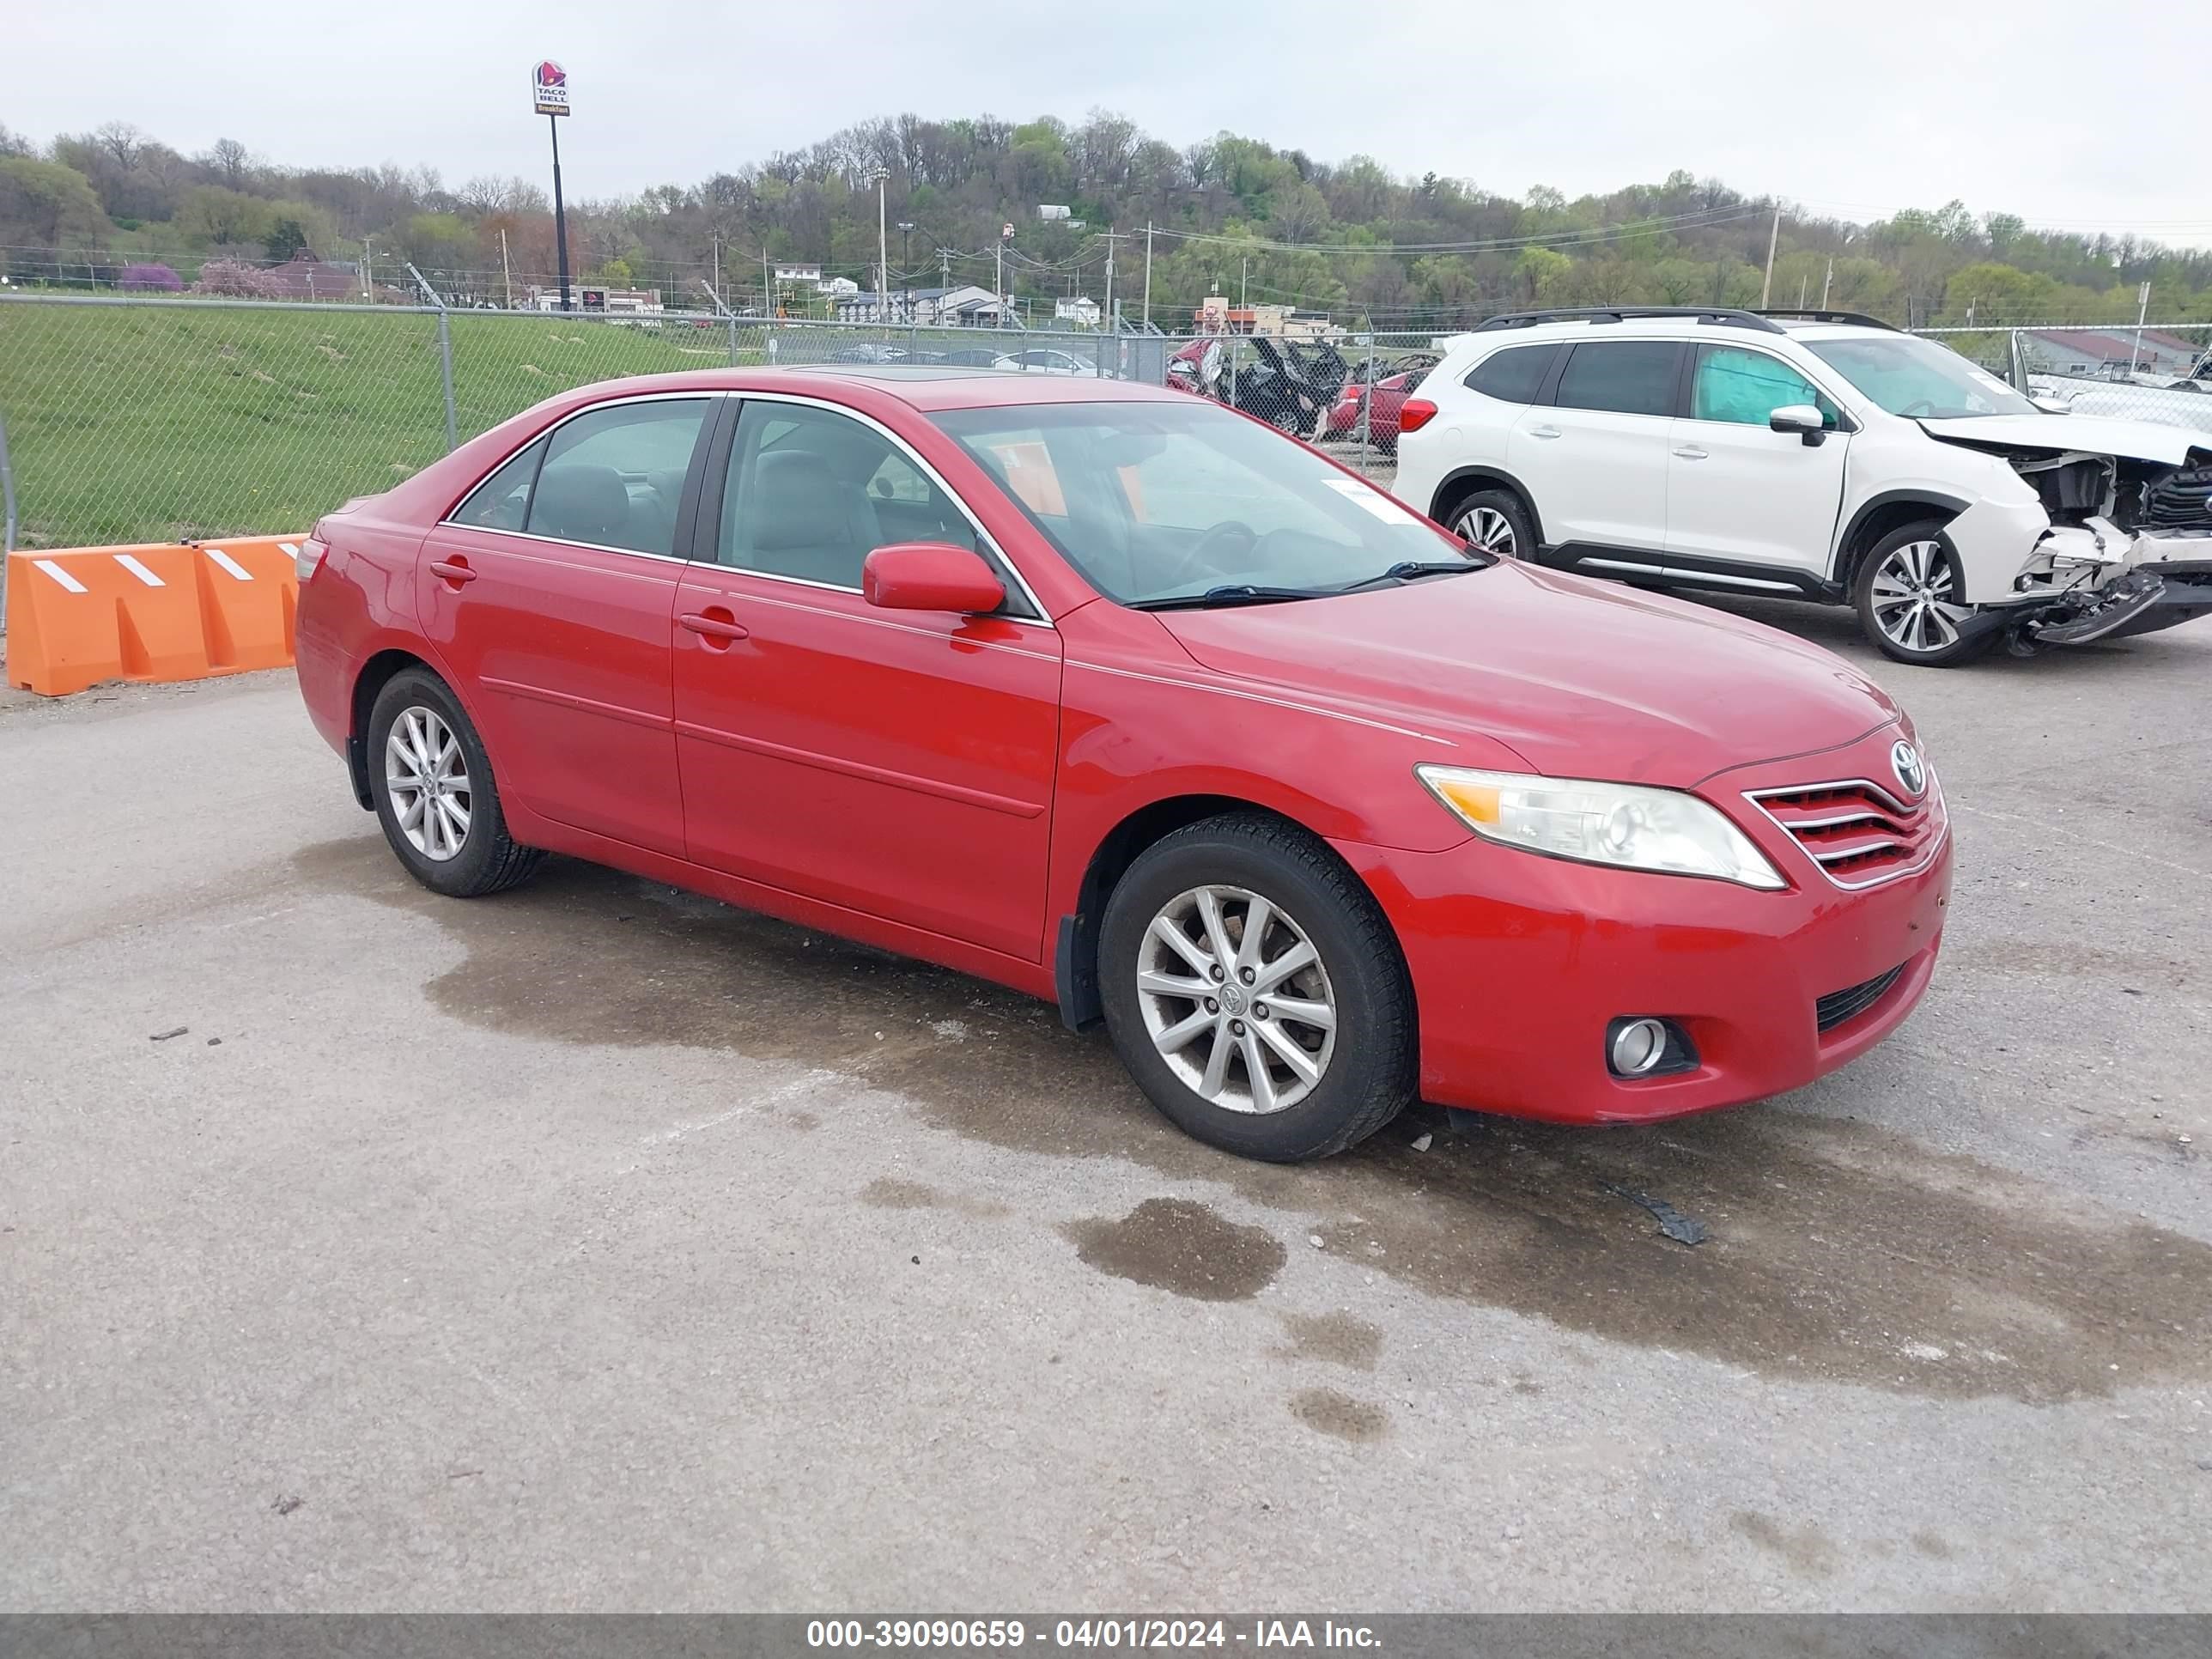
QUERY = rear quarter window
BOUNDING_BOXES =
[1464,343,1560,404]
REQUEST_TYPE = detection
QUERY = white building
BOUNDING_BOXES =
[772,263,823,284]
[816,276,860,297]
[1054,296,1102,327]
[833,283,1011,326]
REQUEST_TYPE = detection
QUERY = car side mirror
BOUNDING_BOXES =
[861,542,1006,614]
[2030,395,2072,416]
[1769,404,1829,447]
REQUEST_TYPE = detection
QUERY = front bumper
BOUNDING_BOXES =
[1334,738,1953,1126]
[2011,526,2212,645]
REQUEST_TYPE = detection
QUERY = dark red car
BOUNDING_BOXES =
[295,367,1951,1162]
[1322,368,1420,452]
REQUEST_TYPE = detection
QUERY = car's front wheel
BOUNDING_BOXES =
[367,667,545,897]
[1099,814,1415,1162]
[1449,489,1534,560]
[1854,522,1996,667]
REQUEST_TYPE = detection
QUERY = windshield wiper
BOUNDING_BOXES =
[1127,584,1328,611]
[1334,558,1492,593]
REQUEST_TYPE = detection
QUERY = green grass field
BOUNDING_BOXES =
[0,301,758,548]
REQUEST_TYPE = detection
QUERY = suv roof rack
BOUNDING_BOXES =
[1474,306,1786,335]
[1750,308,1899,332]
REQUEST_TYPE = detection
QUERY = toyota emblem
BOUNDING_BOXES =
[1890,739,1927,799]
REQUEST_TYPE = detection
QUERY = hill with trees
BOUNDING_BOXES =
[3,112,2208,330]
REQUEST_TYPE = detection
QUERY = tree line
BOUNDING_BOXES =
[3,112,2208,329]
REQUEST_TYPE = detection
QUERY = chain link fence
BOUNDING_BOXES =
[0,293,1448,570]
[1907,323,2212,433]
[21,292,2201,599]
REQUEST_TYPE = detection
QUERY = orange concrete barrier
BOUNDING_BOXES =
[4,536,304,697]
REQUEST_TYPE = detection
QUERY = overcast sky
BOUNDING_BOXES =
[9,0,2208,244]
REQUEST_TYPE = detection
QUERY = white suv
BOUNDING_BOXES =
[1391,307,2212,665]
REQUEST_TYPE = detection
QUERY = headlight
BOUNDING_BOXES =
[1417,765,1786,890]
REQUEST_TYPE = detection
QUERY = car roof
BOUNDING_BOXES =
[555,363,1174,412]
[1449,318,1892,351]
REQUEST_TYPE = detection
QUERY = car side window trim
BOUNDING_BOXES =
[1682,343,1860,432]
[437,391,725,562]
[700,389,1052,625]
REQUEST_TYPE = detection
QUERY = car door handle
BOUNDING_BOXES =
[428,558,478,586]
[1527,424,1562,440]
[679,610,749,643]
[1673,446,1710,460]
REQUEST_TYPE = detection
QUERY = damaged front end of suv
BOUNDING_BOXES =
[1923,416,2212,652]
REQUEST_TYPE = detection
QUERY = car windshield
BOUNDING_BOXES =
[1805,335,2035,419]
[930,399,1469,607]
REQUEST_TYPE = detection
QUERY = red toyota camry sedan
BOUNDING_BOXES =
[294,366,1951,1162]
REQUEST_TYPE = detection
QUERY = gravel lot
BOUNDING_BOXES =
[2,599,2208,1612]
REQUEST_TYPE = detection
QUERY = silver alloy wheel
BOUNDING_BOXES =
[1136,884,1337,1115]
[1454,505,1518,558]
[385,705,472,862]
[1870,539,1971,654]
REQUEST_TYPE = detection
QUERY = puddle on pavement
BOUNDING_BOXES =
[860,1176,1010,1220]
[1062,1198,1286,1303]
[1288,1387,1389,1443]
[1275,1311,1384,1371]
[295,837,2212,1403]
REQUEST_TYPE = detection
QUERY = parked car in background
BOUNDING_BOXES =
[1322,368,1425,453]
[294,365,1949,1162]
[1393,307,2212,665]
[936,347,1021,370]
[1006,347,1101,377]
[828,343,910,364]
[1164,335,1347,435]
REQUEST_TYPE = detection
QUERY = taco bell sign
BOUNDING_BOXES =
[532,60,570,117]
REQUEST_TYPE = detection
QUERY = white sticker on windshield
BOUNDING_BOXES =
[1324,477,1423,525]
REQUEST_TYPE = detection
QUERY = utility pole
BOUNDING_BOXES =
[1142,222,1153,329]
[1102,228,1117,331]
[762,246,771,316]
[1759,199,1781,308]
[1821,256,1833,309]
[361,235,373,300]
[500,228,513,308]
[897,221,914,320]
[870,169,890,324]
[1240,257,1248,310]
[712,234,720,309]
[1798,274,1808,308]
[2130,279,2151,373]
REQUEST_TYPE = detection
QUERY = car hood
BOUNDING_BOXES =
[1919,412,2211,466]
[1156,562,1900,787]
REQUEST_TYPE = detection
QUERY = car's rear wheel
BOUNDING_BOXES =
[1099,814,1415,1162]
[1449,489,1534,560]
[1855,522,1995,667]
[368,668,544,897]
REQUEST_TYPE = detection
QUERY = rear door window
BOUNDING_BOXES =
[525,398,711,556]
[449,436,549,531]
[1465,343,1560,404]
[1552,342,1683,417]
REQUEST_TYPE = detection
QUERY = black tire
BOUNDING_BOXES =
[1852,520,1996,667]
[1098,813,1416,1162]
[367,667,545,898]
[1444,488,1536,560]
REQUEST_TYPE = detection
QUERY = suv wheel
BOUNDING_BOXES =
[1854,522,1995,667]
[1099,814,1415,1163]
[1448,489,1534,560]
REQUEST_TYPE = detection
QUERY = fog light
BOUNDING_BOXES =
[1608,1018,1669,1077]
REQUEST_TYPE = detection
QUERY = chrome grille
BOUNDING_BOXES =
[1745,775,1943,890]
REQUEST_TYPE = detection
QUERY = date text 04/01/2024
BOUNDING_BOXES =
[805,1619,1382,1650]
